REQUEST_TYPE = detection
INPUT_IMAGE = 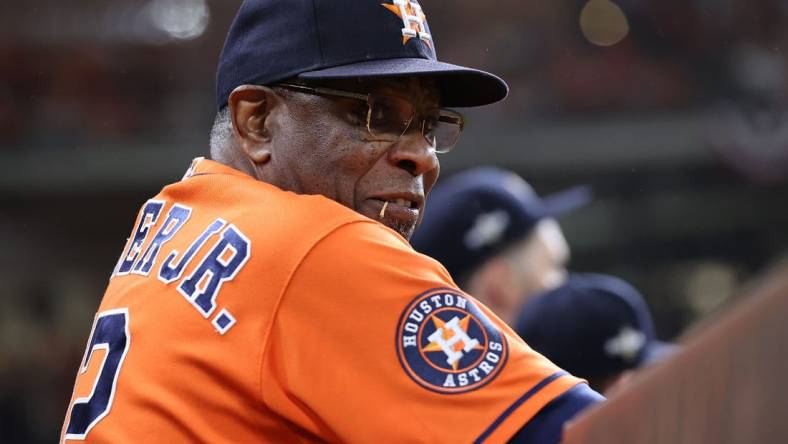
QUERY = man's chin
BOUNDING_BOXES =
[372,210,415,239]
[357,202,416,239]
[386,219,415,240]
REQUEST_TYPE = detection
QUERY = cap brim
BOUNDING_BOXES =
[642,341,679,365]
[538,185,594,219]
[298,57,508,108]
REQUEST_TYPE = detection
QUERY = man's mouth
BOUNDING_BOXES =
[372,197,420,217]
[367,195,422,238]
[382,197,418,210]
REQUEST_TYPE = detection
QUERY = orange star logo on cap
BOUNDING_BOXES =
[382,0,432,47]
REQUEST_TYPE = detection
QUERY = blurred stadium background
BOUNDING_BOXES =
[2,0,787,441]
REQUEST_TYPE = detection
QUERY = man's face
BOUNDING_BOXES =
[266,77,441,239]
[464,219,570,325]
[508,219,570,301]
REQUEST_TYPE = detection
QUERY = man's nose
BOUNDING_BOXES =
[387,127,439,176]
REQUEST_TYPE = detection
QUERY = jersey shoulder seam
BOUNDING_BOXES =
[255,218,386,403]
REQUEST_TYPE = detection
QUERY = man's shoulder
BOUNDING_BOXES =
[238,185,379,246]
[152,158,421,287]
[168,158,373,243]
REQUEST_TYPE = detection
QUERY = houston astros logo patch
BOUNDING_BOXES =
[396,288,508,394]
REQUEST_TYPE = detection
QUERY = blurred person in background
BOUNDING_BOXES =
[412,166,590,326]
[515,272,677,394]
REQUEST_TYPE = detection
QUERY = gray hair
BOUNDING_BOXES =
[209,86,296,159]
[209,107,235,159]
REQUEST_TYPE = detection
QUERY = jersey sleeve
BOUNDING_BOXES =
[263,221,586,443]
[509,383,604,444]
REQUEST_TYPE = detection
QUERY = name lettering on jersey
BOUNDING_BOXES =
[158,218,227,284]
[132,204,192,276]
[114,200,165,276]
[396,288,508,394]
[112,202,250,335]
[178,224,250,319]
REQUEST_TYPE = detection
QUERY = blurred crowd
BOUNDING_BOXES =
[2,0,788,148]
[0,274,100,441]
[0,45,174,148]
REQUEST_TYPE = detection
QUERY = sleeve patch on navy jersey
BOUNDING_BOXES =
[395,288,508,394]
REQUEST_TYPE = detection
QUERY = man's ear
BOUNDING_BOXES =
[227,84,275,165]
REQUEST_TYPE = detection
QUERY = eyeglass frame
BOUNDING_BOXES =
[274,82,465,154]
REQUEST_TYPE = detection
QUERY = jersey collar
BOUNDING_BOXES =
[181,157,253,181]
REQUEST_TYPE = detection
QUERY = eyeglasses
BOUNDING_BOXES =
[276,82,464,154]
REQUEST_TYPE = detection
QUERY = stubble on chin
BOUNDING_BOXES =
[388,219,414,240]
[354,201,415,239]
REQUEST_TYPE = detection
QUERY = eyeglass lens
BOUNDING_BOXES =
[365,95,463,153]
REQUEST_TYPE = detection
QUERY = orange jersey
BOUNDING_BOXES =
[61,158,582,443]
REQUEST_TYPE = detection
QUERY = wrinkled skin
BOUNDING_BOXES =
[225,77,441,239]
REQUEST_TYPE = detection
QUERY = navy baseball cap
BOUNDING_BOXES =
[216,0,508,109]
[411,167,591,281]
[515,273,677,380]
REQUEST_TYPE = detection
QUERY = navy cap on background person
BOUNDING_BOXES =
[412,167,590,284]
[411,167,591,326]
[515,272,677,394]
[216,0,508,109]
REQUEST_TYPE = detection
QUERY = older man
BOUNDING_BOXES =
[61,1,601,442]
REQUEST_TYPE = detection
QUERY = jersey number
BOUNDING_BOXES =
[64,309,130,440]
